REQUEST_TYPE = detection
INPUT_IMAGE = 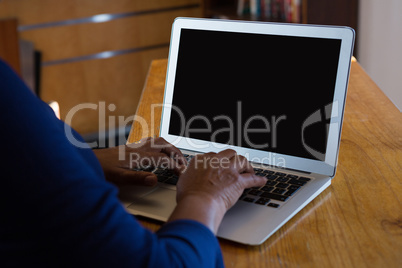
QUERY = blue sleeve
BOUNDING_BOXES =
[0,59,224,267]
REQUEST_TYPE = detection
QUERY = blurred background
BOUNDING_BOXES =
[0,0,400,148]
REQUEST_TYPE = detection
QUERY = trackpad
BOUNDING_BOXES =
[127,187,177,221]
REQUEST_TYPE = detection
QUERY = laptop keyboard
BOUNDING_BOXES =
[133,154,311,209]
[240,169,311,208]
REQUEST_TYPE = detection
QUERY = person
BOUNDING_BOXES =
[0,59,266,267]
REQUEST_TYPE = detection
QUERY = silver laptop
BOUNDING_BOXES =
[119,17,355,245]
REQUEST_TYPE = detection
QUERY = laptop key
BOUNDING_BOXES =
[272,188,286,194]
[266,175,278,180]
[260,192,289,202]
[255,198,270,205]
[265,180,277,187]
[261,186,274,192]
[153,168,165,175]
[268,203,280,208]
[275,172,287,177]
[243,197,255,203]
[276,176,289,182]
[284,188,299,196]
[288,179,307,186]
[288,185,301,191]
[298,177,311,182]
[276,182,289,188]
[248,190,263,196]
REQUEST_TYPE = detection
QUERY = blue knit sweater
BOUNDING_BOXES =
[0,59,223,267]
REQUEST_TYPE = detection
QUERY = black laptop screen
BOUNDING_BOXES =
[168,28,341,161]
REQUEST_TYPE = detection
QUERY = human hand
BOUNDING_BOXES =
[93,137,186,187]
[169,149,267,233]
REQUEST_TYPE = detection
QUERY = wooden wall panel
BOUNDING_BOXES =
[41,47,169,134]
[0,18,20,74]
[19,8,201,62]
[0,0,203,135]
[0,0,202,26]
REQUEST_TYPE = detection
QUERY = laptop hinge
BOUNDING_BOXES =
[250,162,312,174]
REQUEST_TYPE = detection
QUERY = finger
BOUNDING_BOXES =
[239,173,267,189]
[196,152,216,159]
[162,148,187,166]
[157,138,187,165]
[216,149,237,159]
[138,137,186,166]
[202,150,235,169]
[225,154,254,174]
[235,155,254,174]
[189,152,218,169]
[146,152,186,173]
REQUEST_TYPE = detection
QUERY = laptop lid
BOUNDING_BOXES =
[160,18,354,177]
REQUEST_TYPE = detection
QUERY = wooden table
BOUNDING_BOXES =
[127,59,402,268]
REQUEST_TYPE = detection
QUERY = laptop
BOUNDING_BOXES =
[119,17,355,245]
